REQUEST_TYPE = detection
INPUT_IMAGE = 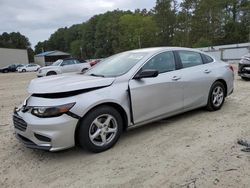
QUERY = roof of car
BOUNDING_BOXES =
[129,47,202,54]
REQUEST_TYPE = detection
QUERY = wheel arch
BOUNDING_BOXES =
[46,70,58,76]
[74,102,129,144]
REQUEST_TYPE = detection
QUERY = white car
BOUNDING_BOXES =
[37,58,91,77]
[17,64,41,72]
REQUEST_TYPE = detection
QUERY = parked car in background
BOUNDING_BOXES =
[16,64,25,71]
[37,58,91,77]
[238,53,250,80]
[17,64,40,72]
[0,64,18,73]
[14,47,234,153]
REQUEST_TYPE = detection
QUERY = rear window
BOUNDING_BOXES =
[202,54,214,64]
[178,51,203,68]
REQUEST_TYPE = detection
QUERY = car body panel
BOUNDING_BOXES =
[28,73,115,94]
[129,70,183,124]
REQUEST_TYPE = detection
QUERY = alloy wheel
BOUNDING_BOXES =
[89,114,118,146]
[212,86,224,107]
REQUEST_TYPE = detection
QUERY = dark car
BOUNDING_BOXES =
[0,64,18,73]
[238,53,250,80]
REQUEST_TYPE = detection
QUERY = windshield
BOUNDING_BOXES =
[87,51,148,77]
[52,59,63,66]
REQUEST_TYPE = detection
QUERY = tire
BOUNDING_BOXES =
[22,69,26,72]
[206,81,226,111]
[77,105,123,153]
[241,76,250,81]
[46,71,57,76]
[3,69,8,73]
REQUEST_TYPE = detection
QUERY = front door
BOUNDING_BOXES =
[129,51,183,124]
[61,60,77,73]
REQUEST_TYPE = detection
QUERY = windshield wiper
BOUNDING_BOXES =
[89,73,105,77]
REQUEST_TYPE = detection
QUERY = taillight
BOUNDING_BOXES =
[228,65,234,72]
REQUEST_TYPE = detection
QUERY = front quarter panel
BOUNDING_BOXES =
[71,80,131,127]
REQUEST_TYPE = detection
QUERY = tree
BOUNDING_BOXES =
[153,0,177,46]
[119,14,159,50]
[0,32,30,49]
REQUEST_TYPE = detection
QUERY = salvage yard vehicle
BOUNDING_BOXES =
[13,47,234,153]
[238,53,250,80]
[0,64,18,73]
[37,58,91,77]
[17,64,41,72]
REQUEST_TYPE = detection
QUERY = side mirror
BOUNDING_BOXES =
[134,69,159,79]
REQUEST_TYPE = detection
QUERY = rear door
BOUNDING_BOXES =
[174,50,215,109]
[129,51,183,124]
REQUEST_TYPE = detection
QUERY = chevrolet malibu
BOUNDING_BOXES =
[13,47,234,153]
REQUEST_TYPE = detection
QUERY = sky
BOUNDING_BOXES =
[0,0,158,48]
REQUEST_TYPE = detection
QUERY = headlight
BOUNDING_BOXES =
[31,103,75,118]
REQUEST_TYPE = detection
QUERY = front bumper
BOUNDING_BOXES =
[238,64,250,78]
[36,71,46,77]
[13,109,79,151]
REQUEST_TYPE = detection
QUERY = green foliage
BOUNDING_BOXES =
[0,32,30,49]
[34,0,250,58]
[193,37,212,47]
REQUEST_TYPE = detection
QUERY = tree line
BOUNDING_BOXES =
[0,0,249,61]
[35,0,249,59]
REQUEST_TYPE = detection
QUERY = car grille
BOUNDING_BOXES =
[13,114,27,131]
[239,64,250,74]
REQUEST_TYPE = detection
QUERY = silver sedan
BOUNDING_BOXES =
[13,47,234,152]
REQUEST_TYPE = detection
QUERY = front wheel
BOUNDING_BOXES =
[22,69,26,72]
[77,106,123,153]
[206,81,225,111]
[241,76,250,81]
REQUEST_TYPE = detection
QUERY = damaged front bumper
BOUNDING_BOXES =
[13,107,79,151]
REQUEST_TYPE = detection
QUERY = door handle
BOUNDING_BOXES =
[204,69,211,74]
[172,76,181,81]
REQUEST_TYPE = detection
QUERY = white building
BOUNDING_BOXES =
[0,48,28,68]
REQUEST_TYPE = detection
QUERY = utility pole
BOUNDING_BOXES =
[80,46,83,59]
[138,35,141,48]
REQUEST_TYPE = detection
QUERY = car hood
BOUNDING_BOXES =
[28,73,115,94]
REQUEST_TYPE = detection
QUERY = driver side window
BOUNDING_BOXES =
[141,51,176,74]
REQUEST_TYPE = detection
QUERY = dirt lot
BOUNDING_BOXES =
[1,67,250,188]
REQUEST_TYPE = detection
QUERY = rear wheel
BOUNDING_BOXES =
[46,71,57,76]
[22,69,26,72]
[3,69,8,73]
[207,81,225,111]
[77,106,123,153]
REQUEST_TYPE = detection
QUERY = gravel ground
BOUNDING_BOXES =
[1,66,250,188]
